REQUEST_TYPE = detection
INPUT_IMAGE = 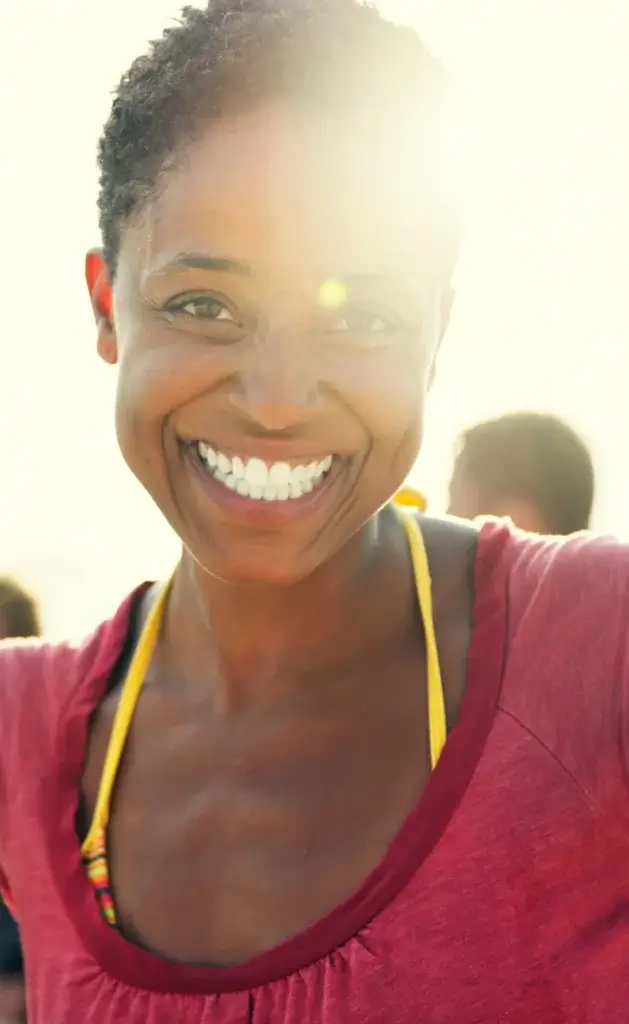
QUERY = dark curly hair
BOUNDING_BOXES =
[98,0,457,275]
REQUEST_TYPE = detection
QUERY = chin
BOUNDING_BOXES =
[189,542,329,588]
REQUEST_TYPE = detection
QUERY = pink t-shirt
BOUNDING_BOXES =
[2,521,629,1022]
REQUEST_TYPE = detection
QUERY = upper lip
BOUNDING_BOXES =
[185,437,341,463]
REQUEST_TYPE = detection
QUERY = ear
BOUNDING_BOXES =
[494,499,547,535]
[427,285,455,391]
[85,249,118,365]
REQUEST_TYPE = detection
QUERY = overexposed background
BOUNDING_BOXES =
[1,0,628,634]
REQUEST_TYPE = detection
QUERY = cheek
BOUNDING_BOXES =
[115,327,232,424]
[114,342,167,479]
[329,343,428,451]
[112,329,227,487]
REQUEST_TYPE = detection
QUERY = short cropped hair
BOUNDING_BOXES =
[97,0,457,275]
[0,578,42,639]
[455,412,594,535]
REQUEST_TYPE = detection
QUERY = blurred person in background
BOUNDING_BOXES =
[0,579,40,1024]
[447,411,594,533]
[0,579,41,642]
[2,3,629,1023]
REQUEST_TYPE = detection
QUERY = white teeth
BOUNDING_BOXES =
[195,442,335,502]
[245,458,268,488]
[289,481,304,499]
[217,452,231,475]
[268,462,292,487]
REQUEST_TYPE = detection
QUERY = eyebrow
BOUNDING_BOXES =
[336,273,412,289]
[154,252,251,276]
[151,257,412,291]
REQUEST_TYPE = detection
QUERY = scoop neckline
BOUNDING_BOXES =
[44,519,511,996]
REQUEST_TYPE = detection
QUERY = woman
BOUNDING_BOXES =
[1,2,628,1021]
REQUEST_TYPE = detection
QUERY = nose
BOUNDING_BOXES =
[230,320,321,433]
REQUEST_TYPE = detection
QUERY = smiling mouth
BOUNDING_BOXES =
[192,441,336,502]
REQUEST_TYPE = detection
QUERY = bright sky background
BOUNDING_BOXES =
[1,0,628,635]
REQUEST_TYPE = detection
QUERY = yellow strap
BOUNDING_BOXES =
[82,485,444,854]
[81,579,173,854]
[395,498,447,770]
[394,486,427,512]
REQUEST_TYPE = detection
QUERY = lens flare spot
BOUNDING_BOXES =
[318,278,347,310]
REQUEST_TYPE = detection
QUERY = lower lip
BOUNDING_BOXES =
[183,445,344,525]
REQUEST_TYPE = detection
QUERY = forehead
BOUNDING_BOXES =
[125,105,437,282]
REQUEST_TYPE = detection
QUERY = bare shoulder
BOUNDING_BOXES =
[418,512,479,592]
[420,514,629,607]
[414,513,480,730]
[415,517,629,750]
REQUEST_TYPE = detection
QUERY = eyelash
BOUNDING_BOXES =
[326,311,395,335]
[165,293,240,324]
[162,294,401,340]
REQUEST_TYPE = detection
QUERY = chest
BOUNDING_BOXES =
[81,648,433,965]
[33,715,629,1023]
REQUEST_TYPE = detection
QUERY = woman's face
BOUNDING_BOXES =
[91,105,448,584]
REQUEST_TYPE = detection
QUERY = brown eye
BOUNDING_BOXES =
[330,312,391,334]
[167,294,239,324]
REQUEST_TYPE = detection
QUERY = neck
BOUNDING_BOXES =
[162,507,413,709]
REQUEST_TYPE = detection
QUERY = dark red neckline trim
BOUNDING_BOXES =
[44,521,512,996]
